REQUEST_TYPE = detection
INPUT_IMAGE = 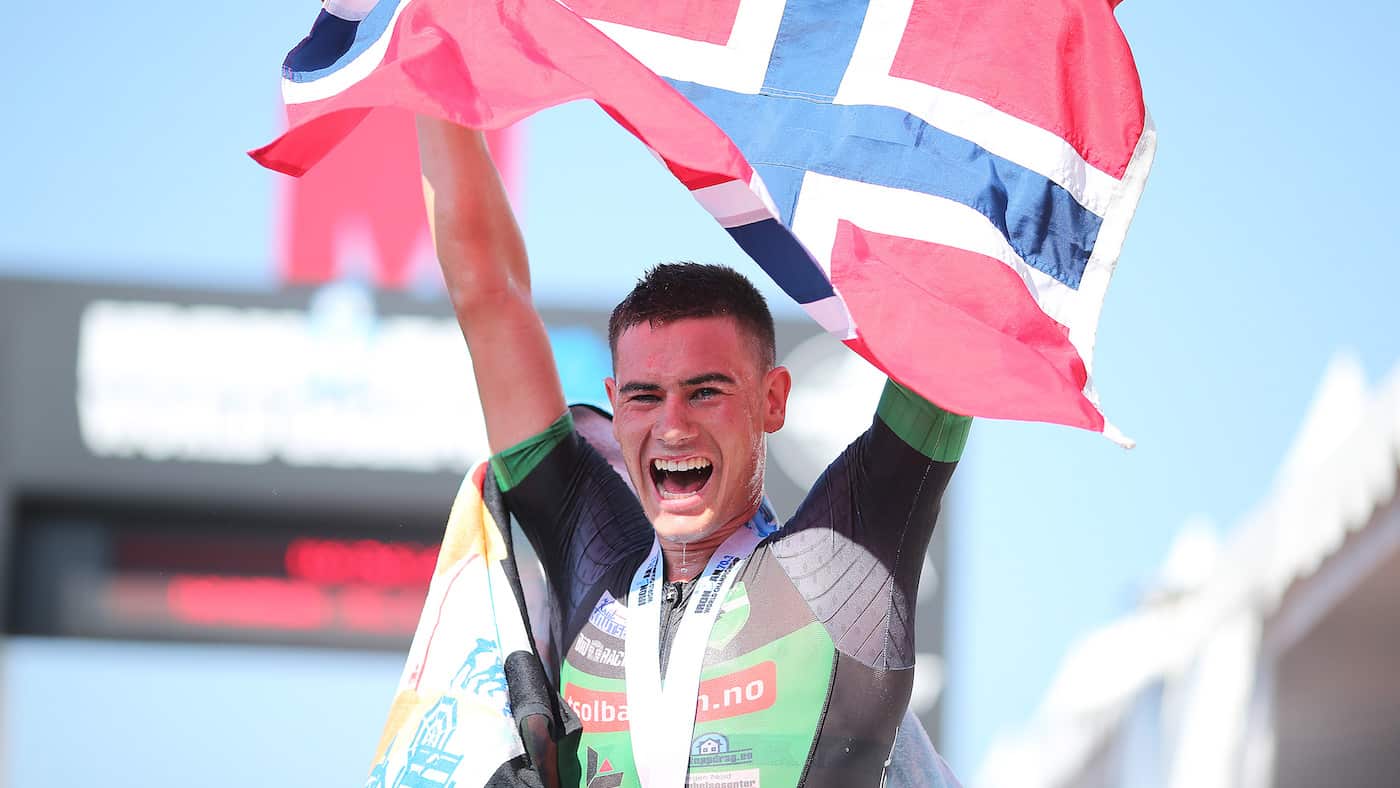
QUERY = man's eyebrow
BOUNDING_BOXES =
[683,372,737,387]
[617,374,736,393]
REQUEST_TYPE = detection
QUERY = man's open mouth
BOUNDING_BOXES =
[650,457,714,498]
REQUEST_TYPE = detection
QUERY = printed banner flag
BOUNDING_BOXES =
[363,462,572,787]
[252,0,1154,443]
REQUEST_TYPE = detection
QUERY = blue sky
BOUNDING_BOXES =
[3,0,1398,782]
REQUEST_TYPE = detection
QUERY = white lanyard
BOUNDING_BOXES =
[623,509,775,787]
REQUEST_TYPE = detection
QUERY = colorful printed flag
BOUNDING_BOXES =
[363,462,575,787]
[252,0,1153,442]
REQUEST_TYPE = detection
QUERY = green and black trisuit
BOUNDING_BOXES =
[493,381,969,788]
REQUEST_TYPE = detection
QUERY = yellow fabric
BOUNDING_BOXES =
[433,462,508,575]
[364,461,520,775]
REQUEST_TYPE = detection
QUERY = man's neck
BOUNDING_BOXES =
[659,508,758,582]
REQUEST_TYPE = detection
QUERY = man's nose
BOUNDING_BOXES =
[656,396,695,443]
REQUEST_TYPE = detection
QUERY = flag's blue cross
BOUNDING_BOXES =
[664,0,1100,297]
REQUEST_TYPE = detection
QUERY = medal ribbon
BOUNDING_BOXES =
[623,508,775,787]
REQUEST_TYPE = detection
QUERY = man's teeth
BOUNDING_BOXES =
[652,458,712,472]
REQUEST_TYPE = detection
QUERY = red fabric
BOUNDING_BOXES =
[891,0,1144,178]
[832,221,1104,430]
[567,0,743,45]
[251,0,751,192]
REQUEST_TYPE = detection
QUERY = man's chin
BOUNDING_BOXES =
[648,511,722,545]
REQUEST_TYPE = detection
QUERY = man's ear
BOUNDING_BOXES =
[604,377,619,433]
[763,366,792,433]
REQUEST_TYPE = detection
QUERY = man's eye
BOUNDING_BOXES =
[629,394,660,404]
[692,388,721,400]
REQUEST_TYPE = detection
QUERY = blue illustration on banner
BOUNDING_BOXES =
[364,734,395,788]
[393,697,463,788]
[454,637,509,715]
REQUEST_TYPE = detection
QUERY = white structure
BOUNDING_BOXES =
[977,352,1400,788]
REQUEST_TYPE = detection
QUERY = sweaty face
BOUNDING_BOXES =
[605,317,790,545]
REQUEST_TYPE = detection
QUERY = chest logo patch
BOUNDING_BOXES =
[573,633,625,667]
[585,746,625,788]
[690,732,755,768]
[587,591,628,639]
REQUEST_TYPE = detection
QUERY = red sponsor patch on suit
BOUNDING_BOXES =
[565,661,777,734]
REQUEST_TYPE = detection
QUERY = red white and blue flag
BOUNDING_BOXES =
[252,0,1155,442]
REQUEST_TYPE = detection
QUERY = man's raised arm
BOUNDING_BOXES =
[417,116,566,453]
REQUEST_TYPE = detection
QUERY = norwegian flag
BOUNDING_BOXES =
[252,0,1155,442]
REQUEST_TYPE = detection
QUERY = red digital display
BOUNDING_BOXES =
[9,516,446,649]
[284,538,437,588]
[147,574,426,637]
[100,536,441,645]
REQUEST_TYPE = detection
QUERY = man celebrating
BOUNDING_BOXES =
[418,116,970,787]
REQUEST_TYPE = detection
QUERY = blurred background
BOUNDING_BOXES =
[2,2,1397,787]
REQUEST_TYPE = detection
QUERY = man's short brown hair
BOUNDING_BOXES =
[608,262,776,371]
